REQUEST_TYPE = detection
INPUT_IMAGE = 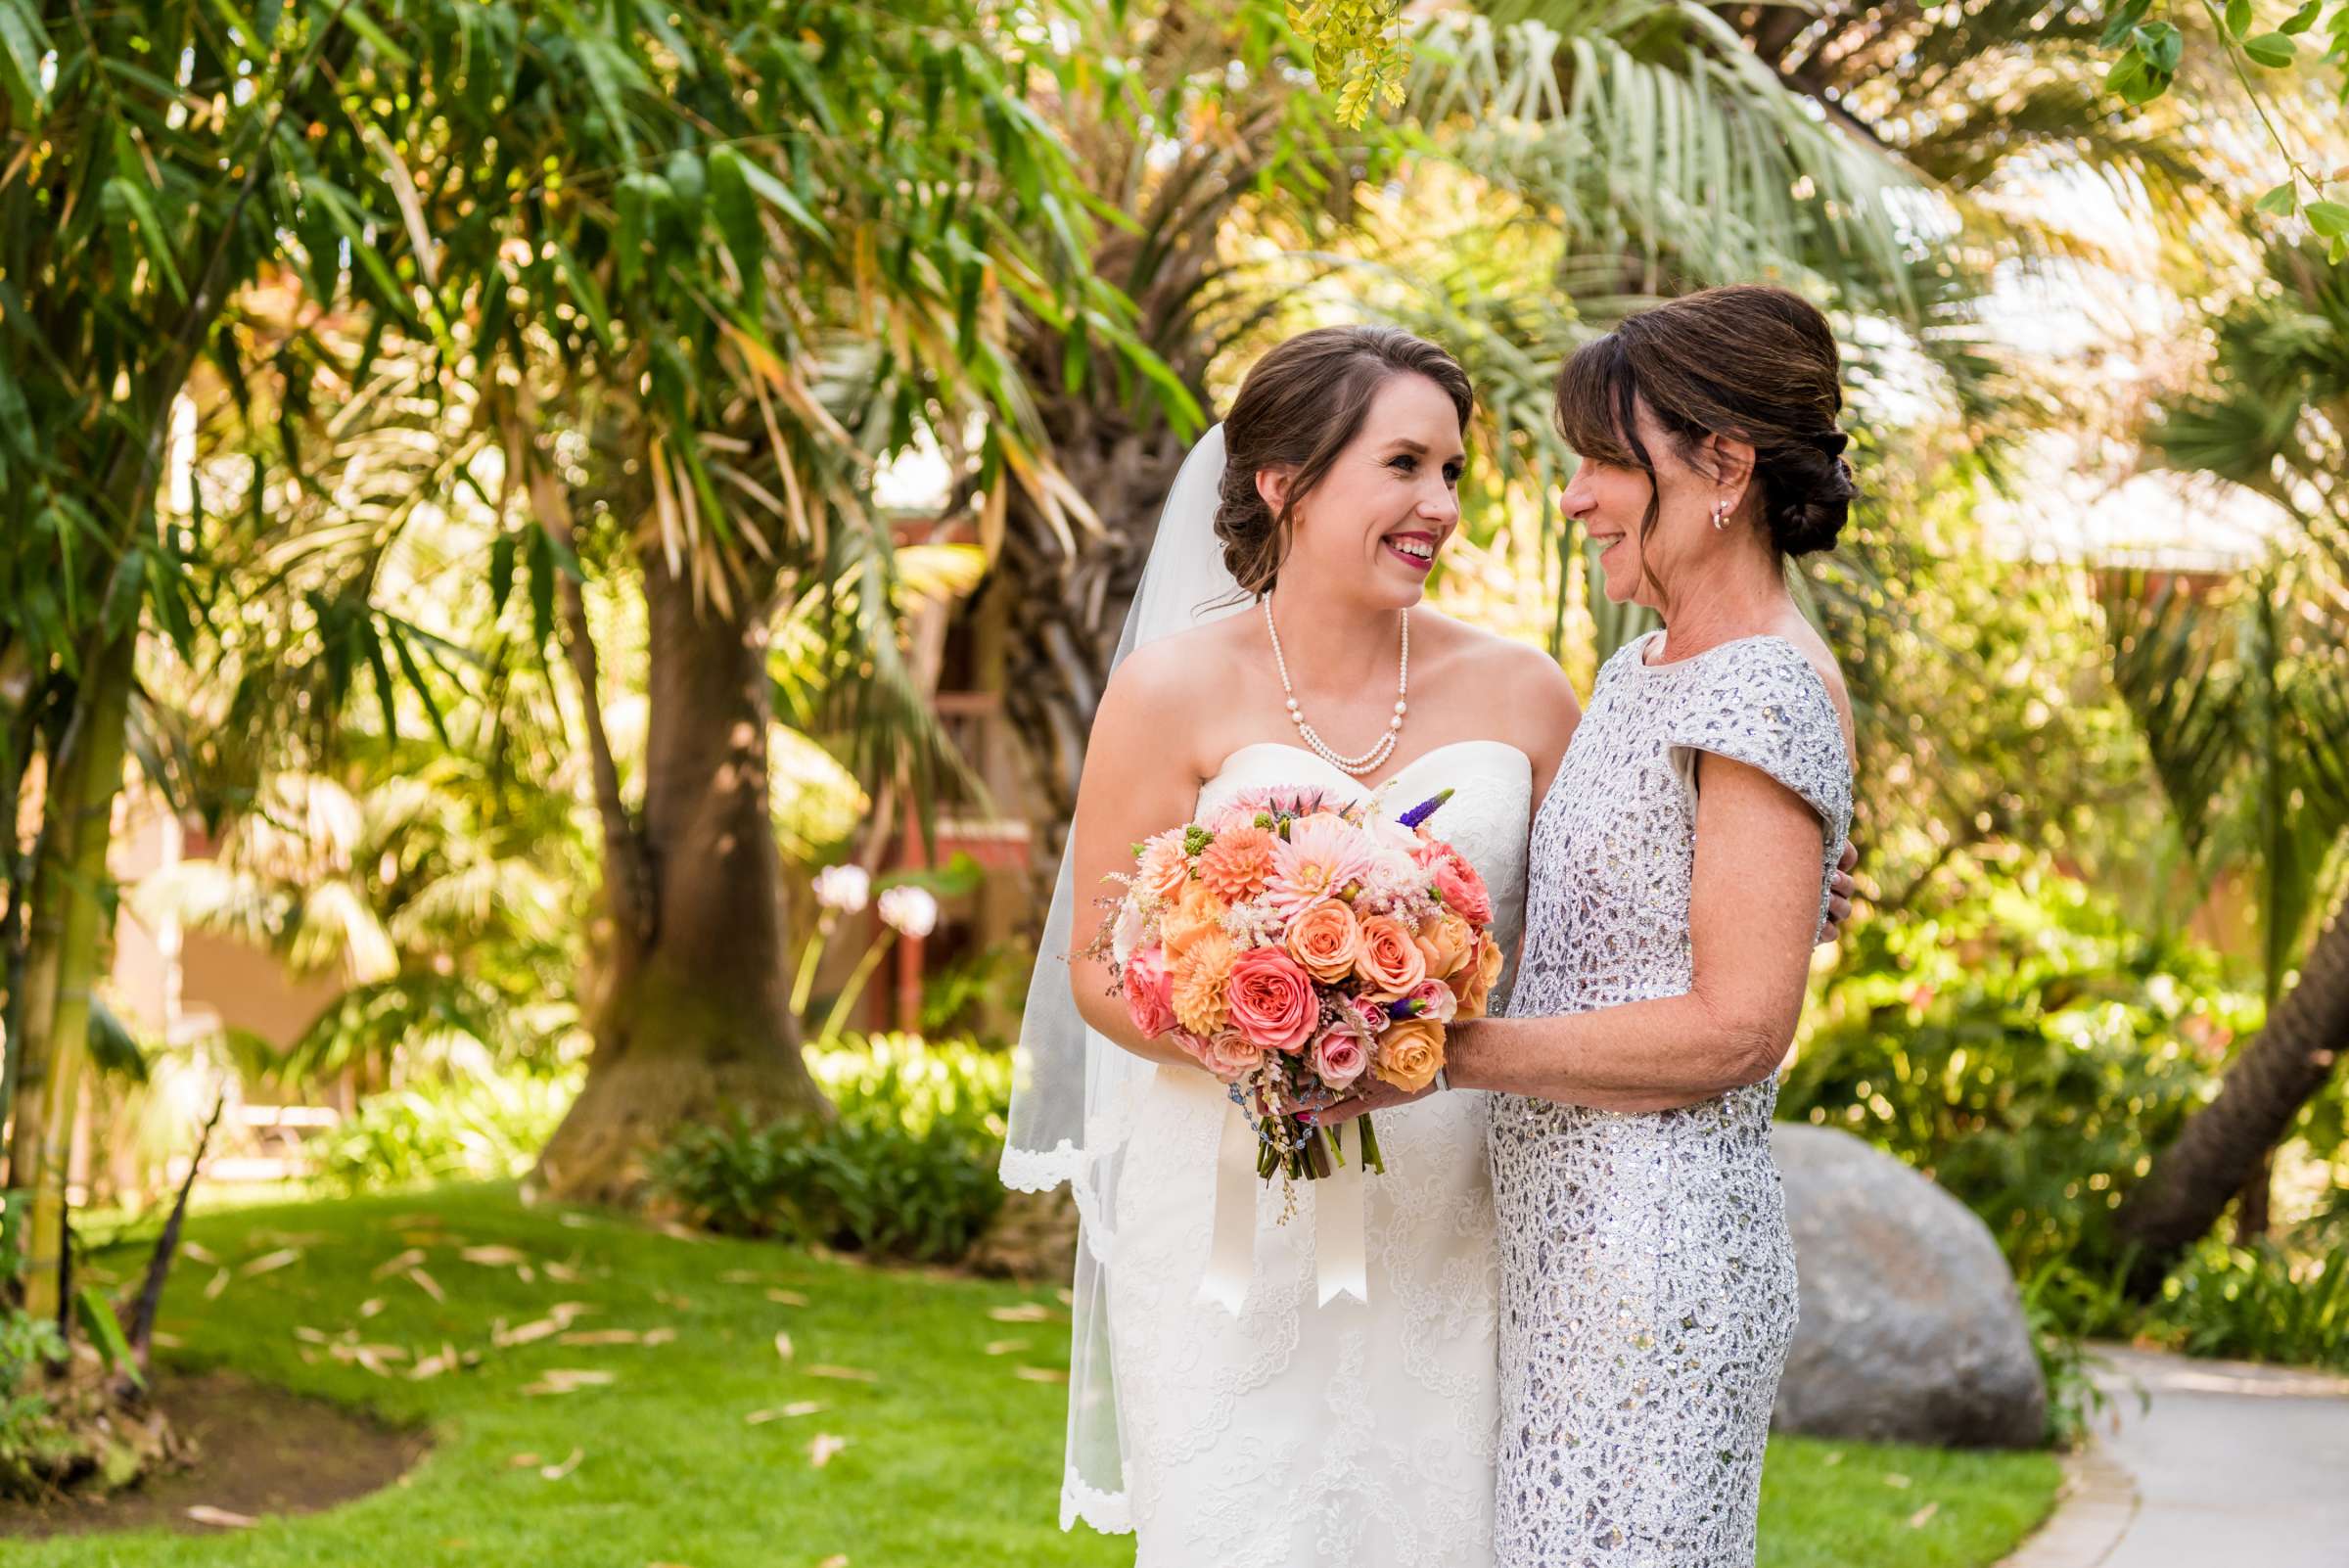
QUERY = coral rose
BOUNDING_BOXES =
[1285,900,1363,984]
[1309,1023,1368,1090]
[1123,945,1175,1039]
[1196,825,1277,902]
[1427,847,1493,925]
[1224,946,1318,1054]
[1353,915,1427,998]
[1171,932,1236,1038]
[1412,910,1475,980]
[1374,1016,1447,1093]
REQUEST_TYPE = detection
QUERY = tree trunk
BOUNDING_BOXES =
[2114,890,2349,1296]
[530,549,826,1206]
[8,631,136,1321]
[2233,1154,2273,1243]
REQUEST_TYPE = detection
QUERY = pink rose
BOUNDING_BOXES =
[1198,1030,1266,1080]
[1309,1024,1368,1090]
[1123,945,1175,1039]
[1223,946,1319,1054]
[1431,852,1493,926]
[1403,978,1458,1024]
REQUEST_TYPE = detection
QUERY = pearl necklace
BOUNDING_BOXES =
[1262,597,1409,777]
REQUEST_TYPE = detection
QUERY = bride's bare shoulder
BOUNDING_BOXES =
[1414,610,1580,717]
[1096,613,1254,734]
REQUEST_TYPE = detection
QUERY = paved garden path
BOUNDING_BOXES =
[2002,1346,2349,1568]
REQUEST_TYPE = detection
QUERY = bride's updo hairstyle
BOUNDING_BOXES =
[1216,325,1474,595]
[1552,284,1856,564]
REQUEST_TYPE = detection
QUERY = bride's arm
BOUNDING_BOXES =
[1065,649,1221,1071]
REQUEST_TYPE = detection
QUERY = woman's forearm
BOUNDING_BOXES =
[1446,998,1784,1111]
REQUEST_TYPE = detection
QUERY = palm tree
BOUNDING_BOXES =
[2104,239,2349,1287]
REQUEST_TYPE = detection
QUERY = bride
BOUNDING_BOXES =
[1000,323,1845,1564]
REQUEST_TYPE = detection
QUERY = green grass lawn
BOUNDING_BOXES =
[19,1183,2059,1568]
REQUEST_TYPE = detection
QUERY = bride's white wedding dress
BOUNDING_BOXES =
[1106,738,1532,1568]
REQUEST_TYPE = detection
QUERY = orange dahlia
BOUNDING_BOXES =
[1196,825,1277,902]
[1171,932,1237,1038]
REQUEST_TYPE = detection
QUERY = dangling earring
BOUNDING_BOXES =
[1710,498,1730,530]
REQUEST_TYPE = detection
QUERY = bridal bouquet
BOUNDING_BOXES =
[1095,785,1504,1181]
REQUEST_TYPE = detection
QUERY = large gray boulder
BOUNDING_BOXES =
[1772,1123,2047,1450]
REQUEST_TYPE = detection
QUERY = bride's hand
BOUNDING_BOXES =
[1819,839,1859,944]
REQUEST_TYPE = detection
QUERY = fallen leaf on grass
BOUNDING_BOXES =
[151,1331,182,1349]
[1056,1288,1074,1307]
[765,1289,809,1307]
[410,1343,461,1380]
[358,1298,385,1318]
[507,1453,543,1468]
[642,1327,676,1346]
[521,1369,619,1397]
[809,1434,850,1468]
[1908,1502,1939,1529]
[984,1340,1028,1356]
[250,1229,330,1248]
[1015,1367,1068,1384]
[819,1557,849,1568]
[543,1260,583,1283]
[1883,1473,1912,1490]
[654,1222,708,1244]
[181,1241,218,1266]
[654,1290,693,1310]
[186,1505,257,1529]
[459,1245,531,1268]
[204,1268,230,1301]
[774,1332,795,1362]
[408,1267,445,1303]
[718,1269,771,1284]
[374,1248,428,1281]
[539,1449,584,1481]
[387,1213,444,1229]
[806,1365,877,1383]
[294,1326,328,1345]
[558,1329,653,1348]
[495,1306,593,1350]
[988,1304,1053,1322]
[744,1402,825,1424]
[1821,1451,1843,1466]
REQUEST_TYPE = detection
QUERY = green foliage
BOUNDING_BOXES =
[0,1309,68,1457]
[1291,0,1409,124]
[652,1035,1011,1264]
[2142,1237,2349,1367]
[1782,859,2257,1276]
[316,1074,576,1194]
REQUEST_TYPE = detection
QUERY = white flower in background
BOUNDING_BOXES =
[812,864,872,914]
[877,884,940,940]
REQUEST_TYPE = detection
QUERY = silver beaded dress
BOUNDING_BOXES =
[1491,631,1852,1567]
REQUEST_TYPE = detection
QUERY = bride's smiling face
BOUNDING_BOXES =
[1259,374,1465,608]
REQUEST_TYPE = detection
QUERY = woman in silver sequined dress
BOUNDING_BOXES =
[1327,285,1859,1566]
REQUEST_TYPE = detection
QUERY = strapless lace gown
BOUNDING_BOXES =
[1108,739,1533,1568]
[1491,633,1853,1567]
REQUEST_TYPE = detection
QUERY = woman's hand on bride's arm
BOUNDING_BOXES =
[1819,839,1858,944]
[1064,648,1221,1071]
[1309,1078,1431,1125]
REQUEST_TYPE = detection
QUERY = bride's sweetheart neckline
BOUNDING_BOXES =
[1205,737,1533,799]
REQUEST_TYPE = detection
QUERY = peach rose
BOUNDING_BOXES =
[1160,882,1226,962]
[1285,900,1363,984]
[1198,1029,1265,1081]
[1353,915,1427,998]
[1412,910,1475,980]
[1123,945,1175,1039]
[1452,933,1505,1018]
[1374,1016,1447,1093]
[1309,1023,1368,1090]
[1171,932,1236,1038]
[1224,946,1318,1055]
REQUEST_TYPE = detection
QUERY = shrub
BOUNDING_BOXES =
[317,1071,576,1193]
[651,1034,1011,1265]
[2141,1238,2349,1370]
[1780,864,2255,1276]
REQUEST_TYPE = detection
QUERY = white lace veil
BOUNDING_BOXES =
[999,422,1247,1533]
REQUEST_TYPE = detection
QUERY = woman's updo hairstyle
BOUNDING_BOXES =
[1216,325,1474,595]
[1552,284,1856,560]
